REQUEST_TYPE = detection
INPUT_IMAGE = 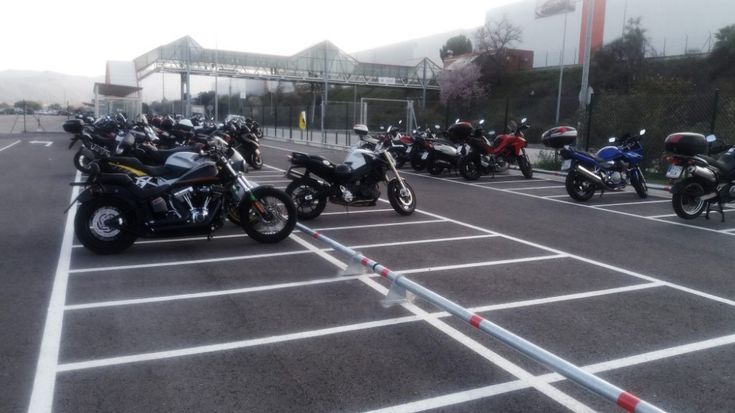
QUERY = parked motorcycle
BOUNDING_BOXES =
[664,132,734,220]
[410,128,437,171]
[543,126,648,201]
[70,140,296,254]
[426,124,462,175]
[458,118,533,180]
[285,124,417,219]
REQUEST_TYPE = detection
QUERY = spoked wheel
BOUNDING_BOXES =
[74,197,137,254]
[565,170,596,201]
[239,187,297,243]
[518,154,533,179]
[672,192,706,219]
[74,150,94,174]
[247,151,263,169]
[458,157,481,181]
[630,168,648,198]
[387,179,416,215]
[285,180,326,220]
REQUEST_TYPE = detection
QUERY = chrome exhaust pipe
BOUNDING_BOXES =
[575,164,604,186]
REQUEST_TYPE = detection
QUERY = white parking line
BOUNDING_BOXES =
[314,219,445,231]
[503,185,565,191]
[290,234,595,412]
[0,139,22,152]
[544,192,634,199]
[365,331,735,413]
[401,171,735,237]
[592,200,670,208]
[28,171,80,412]
[472,178,550,184]
[64,252,564,311]
[647,209,735,219]
[321,208,395,215]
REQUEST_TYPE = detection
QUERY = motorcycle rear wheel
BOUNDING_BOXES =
[247,152,263,169]
[427,160,444,175]
[74,197,137,254]
[411,156,426,171]
[458,157,481,181]
[239,187,297,243]
[565,171,596,201]
[74,150,94,174]
[285,180,327,220]
[672,192,706,219]
[387,179,416,215]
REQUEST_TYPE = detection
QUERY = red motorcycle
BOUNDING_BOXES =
[458,118,533,180]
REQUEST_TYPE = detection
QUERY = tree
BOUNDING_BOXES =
[14,100,42,112]
[438,62,487,109]
[474,16,523,54]
[440,35,473,61]
[48,103,63,111]
[591,18,649,92]
[709,24,735,77]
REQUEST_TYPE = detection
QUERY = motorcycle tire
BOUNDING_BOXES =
[387,179,416,215]
[74,150,94,174]
[458,157,481,181]
[518,155,533,179]
[247,151,263,170]
[565,170,596,201]
[394,157,406,169]
[239,186,297,243]
[630,168,648,198]
[74,196,137,254]
[672,192,706,220]
[427,160,444,175]
[285,180,327,220]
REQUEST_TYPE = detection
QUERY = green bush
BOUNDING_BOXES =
[534,149,561,170]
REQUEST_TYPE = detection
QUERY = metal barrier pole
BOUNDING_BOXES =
[296,223,666,413]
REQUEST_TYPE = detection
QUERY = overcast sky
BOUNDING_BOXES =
[0,0,523,77]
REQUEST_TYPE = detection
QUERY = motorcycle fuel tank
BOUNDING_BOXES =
[343,148,374,169]
[596,146,624,161]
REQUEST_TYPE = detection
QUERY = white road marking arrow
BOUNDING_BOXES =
[29,140,53,147]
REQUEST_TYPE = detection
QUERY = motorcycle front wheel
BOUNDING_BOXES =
[565,170,596,201]
[239,187,297,243]
[387,179,416,215]
[630,168,648,198]
[74,150,94,174]
[458,157,481,181]
[672,192,706,219]
[411,155,426,171]
[285,180,327,220]
[518,154,533,179]
[247,151,263,169]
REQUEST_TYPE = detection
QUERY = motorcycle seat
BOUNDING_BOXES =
[108,156,180,178]
[143,146,199,165]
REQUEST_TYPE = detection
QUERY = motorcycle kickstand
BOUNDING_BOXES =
[705,203,711,220]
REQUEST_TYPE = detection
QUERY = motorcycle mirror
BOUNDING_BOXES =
[639,129,646,136]
[488,131,496,136]
[479,119,485,125]
[412,129,417,134]
[706,134,717,143]
[455,118,460,124]
[434,124,440,129]
[521,117,528,124]
[380,126,385,131]
[398,120,403,124]
[608,137,616,143]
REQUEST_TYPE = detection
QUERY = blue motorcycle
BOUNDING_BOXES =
[541,127,648,201]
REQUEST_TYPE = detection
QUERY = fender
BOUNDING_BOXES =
[670,177,716,197]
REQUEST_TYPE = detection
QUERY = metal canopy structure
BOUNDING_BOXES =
[133,36,442,90]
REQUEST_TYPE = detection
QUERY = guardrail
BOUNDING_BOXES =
[296,222,666,413]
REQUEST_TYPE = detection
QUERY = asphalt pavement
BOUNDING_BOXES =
[3,134,735,413]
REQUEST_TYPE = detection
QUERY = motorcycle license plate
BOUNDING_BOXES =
[561,159,572,171]
[421,152,429,160]
[666,165,683,179]
[406,146,412,154]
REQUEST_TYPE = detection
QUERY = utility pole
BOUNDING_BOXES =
[321,42,328,143]
[579,0,596,110]
[555,6,569,124]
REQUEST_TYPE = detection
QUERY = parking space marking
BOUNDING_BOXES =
[72,233,249,248]
[468,178,551,184]
[64,250,554,311]
[503,185,565,191]
[592,200,670,208]
[321,208,395,215]
[394,201,735,309]
[544,192,633,198]
[28,171,80,413]
[290,234,595,412]
[313,219,445,232]
[365,332,735,413]
[0,139,21,152]
[68,234,491,274]
[402,171,735,237]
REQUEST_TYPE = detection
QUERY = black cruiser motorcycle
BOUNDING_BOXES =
[284,124,417,219]
[69,141,296,254]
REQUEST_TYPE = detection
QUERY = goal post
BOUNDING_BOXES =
[359,98,417,133]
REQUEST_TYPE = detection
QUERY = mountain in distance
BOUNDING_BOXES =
[0,70,103,106]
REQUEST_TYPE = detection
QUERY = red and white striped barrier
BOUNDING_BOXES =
[298,223,666,413]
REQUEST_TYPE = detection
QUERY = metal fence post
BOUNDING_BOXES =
[289,106,293,140]
[585,93,596,151]
[261,104,266,134]
[710,89,720,135]
[275,104,279,137]
[503,97,510,133]
[23,100,27,134]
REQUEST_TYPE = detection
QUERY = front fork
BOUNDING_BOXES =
[225,161,270,217]
[384,151,409,194]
